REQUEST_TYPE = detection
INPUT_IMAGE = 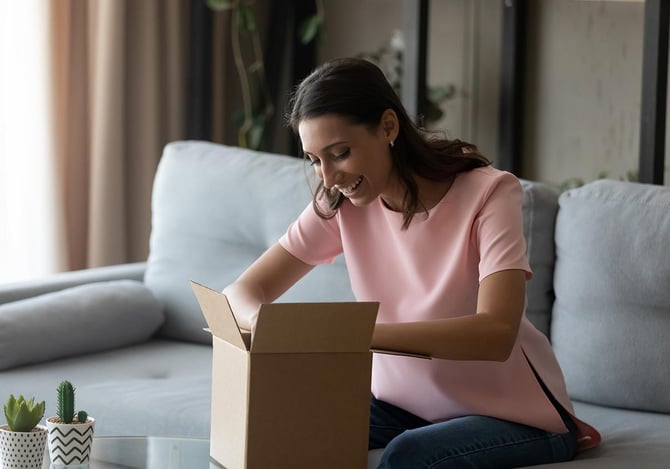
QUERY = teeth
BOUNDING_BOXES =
[339,176,363,195]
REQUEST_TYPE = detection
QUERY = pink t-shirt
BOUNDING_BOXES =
[279,166,600,450]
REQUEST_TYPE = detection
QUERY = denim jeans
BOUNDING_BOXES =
[369,395,578,469]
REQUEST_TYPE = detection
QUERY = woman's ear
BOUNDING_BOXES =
[380,109,399,142]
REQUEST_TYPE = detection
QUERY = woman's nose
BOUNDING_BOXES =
[320,162,341,189]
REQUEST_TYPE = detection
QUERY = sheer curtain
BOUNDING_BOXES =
[1,1,251,283]
[51,0,189,271]
[0,0,65,283]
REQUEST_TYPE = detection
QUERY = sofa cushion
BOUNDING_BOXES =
[80,376,213,438]
[551,180,670,412]
[519,179,560,337]
[558,401,670,468]
[145,141,354,344]
[0,280,164,370]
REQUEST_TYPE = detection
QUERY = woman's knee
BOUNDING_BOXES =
[377,429,425,469]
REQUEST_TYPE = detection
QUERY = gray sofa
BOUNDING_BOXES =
[1,141,669,468]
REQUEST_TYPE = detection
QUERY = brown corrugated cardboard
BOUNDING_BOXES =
[190,280,379,469]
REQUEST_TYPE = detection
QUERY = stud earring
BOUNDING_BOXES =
[389,140,395,148]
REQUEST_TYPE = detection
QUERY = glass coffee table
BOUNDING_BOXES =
[43,436,220,469]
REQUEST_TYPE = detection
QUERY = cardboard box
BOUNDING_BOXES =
[190,281,379,469]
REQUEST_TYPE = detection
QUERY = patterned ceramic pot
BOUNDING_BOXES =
[0,424,48,469]
[46,416,95,466]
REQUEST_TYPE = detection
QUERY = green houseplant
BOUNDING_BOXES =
[1,394,47,469]
[207,0,324,149]
[46,380,95,466]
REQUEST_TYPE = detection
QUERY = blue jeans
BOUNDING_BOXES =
[369,396,578,469]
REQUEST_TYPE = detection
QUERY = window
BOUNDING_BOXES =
[0,0,62,283]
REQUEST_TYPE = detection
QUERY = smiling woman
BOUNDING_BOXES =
[0,0,64,283]
[222,57,601,469]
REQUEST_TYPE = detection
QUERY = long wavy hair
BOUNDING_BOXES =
[286,57,490,229]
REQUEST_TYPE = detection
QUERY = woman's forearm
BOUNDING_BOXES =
[371,313,519,362]
[222,243,315,332]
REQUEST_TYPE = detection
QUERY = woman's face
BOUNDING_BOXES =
[298,112,401,208]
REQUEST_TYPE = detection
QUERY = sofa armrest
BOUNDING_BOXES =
[0,277,163,370]
[0,262,146,306]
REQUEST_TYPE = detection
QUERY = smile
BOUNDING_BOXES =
[338,176,363,196]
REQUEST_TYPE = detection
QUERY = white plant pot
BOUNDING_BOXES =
[0,424,48,469]
[46,416,95,466]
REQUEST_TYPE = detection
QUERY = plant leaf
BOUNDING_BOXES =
[427,85,456,103]
[3,394,45,431]
[424,100,444,123]
[237,5,256,32]
[206,0,235,11]
[298,15,322,45]
[249,122,264,150]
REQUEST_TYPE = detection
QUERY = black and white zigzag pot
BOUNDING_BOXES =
[46,417,95,466]
[0,424,48,469]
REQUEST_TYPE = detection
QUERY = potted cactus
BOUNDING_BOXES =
[46,380,95,466]
[1,394,47,469]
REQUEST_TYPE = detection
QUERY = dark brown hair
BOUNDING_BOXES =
[286,57,490,229]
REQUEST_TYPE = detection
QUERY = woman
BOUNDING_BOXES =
[223,58,600,468]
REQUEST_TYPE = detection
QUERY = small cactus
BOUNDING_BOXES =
[3,394,45,432]
[55,380,88,424]
[56,380,75,424]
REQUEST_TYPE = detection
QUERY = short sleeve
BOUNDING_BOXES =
[278,202,344,265]
[475,172,532,281]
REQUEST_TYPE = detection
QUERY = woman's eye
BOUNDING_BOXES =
[334,149,350,160]
[308,158,321,167]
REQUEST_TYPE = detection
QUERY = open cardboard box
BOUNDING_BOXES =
[190,280,389,469]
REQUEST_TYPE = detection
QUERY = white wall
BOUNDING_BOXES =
[319,0,402,62]
[525,0,645,185]
[319,0,669,186]
[320,0,502,160]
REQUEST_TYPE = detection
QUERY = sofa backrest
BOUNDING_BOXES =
[550,179,670,412]
[519,180,561,336]
[144,141,354,344]
[144,141,560,345]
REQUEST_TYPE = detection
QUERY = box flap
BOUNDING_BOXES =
[251,302,379,353]
[189,280,248,351]
[372,348,431,360]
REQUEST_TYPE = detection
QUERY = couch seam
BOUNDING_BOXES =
[563,191,670,209]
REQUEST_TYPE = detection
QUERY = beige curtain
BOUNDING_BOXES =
[50,0,189,270]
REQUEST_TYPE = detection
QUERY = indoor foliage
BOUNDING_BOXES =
[206,0,324,149]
